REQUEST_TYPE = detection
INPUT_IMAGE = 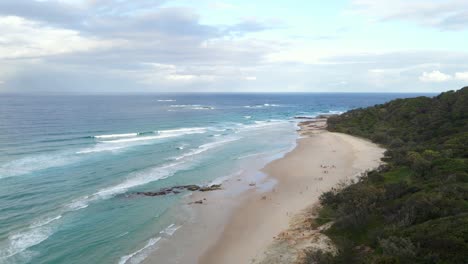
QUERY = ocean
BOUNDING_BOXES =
[0,93,428,264]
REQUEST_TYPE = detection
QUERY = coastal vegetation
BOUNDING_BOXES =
[308,87,468,263]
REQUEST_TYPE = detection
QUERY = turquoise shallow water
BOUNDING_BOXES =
[0,93,430,264]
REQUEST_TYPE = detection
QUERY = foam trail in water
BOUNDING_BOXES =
[169,105,214,110]
[0,215,62,261]
[76,145,129,154]
[119,223,181,264]
[173,137,240,161]
[157,127,207,135]
[94,133,138,139]
[236,120,288,131]
[0,153,79,179]
[103,127,207,144]
[29,215,62,229]
[243,104,281,108]
[118,237,162,264]
[102,134,179,144]
[77,127,208,154]
[159,224,181,236]
[209,169,244,186]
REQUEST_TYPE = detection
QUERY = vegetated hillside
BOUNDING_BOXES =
[308,87,468,264]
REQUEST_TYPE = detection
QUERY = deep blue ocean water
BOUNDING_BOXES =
[0,93,430,264]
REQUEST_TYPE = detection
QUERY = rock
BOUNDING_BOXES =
[132,184,221,197]
[185,185,200,191]
[249,183,256,186]
[199,184,222,192]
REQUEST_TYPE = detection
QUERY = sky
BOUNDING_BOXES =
[0,0,467,93]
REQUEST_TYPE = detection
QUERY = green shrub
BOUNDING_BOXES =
[312,87,468,264]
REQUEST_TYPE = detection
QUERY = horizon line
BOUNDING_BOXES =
[0,91,441,95]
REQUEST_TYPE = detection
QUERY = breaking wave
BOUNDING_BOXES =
[243,104,281,108]
[118,223,181,264]
[169,105,214,110]
[94,133,138,139]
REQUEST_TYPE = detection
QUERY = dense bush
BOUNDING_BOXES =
[308,87,468,264]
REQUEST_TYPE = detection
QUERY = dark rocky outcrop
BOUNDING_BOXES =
[133,184,222,197]
[294,116,314,119]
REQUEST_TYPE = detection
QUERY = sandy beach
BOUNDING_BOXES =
[145,119,384,264]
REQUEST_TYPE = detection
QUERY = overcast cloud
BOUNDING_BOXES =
[0,0,467,93]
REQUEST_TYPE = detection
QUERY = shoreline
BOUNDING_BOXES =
[144,118,385,264]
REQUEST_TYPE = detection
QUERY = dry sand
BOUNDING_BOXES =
[199,120,384,264]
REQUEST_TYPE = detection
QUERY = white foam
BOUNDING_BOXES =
[94,133,138,139]
[29,215,62,229]
[66,197,91,211]
[0,153,78,179]
[244,104,280,108]
[157,99,175,102]
[192,106,214,110]
[159,224,181,236]
[157,127,207,135]
[118,237,162,264]
[76,127,208,154]
[101,134,174,144]
[119,222,182,264]
[173,137,241,161]
[76,145,128,154]
[103,127,207,144]
[238,120,288,131]
[328,110,344,115]
[244,115,252,119]
[169,105,214,110]
[209,169,244,185]
[236,152,269,160]
[0,225,53,261]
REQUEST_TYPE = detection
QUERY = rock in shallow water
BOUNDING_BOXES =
[132,184,222,197]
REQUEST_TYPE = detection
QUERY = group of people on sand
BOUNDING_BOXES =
[320,164,336,174]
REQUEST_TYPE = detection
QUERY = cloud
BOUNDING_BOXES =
[350,0,468,30]
[225,18,282,36]
[455,72,468,81]
[0,16,111,59]
[0,0,83,27]
[210,2,236,10]
[0,0,467,93]
[419,70,452,82]
[417,70,468,83]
